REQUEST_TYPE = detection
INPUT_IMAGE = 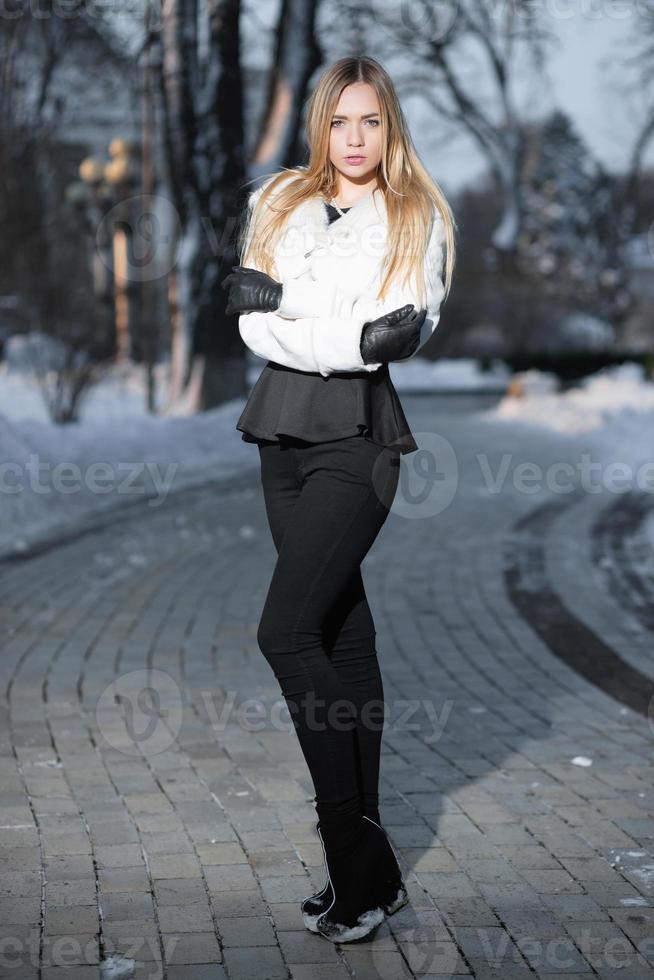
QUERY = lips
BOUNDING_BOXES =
[345,156,366,162]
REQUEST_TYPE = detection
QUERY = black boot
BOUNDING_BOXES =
[314,815,408,943]
[301,813,407,933]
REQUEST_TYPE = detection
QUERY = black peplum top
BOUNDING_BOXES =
[235,202,419,455]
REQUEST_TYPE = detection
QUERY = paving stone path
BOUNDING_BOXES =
[1,393,653,980]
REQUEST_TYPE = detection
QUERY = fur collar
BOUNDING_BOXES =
[249,175,391,278]
[282,185,386,235]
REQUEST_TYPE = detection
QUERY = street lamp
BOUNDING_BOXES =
[66,141,141,363]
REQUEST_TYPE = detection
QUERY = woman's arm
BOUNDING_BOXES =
[238,309,382,377]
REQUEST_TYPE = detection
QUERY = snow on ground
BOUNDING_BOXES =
[0,359,256,558]
[484,362,654,470]
[0,356,652,559]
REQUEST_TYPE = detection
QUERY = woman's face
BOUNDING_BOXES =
[328,82,382,187]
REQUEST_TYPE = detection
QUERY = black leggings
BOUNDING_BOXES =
[256,433,400,847]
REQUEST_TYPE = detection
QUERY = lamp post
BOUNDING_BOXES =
[103,139,141,364]
[65,158,116,356]
[66,140,141,364]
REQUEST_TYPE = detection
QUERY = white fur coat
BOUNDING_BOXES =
[238,173,446,378]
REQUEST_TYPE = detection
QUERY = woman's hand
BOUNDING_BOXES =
[221,266,283,315]
[360,304,427,364]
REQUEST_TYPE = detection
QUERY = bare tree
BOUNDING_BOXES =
[604,5,654,237]
[360,0,553,264]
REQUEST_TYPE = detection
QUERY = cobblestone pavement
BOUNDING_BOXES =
[1,394,653,980]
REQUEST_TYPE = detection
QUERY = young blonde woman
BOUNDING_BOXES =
[222,55,455,944]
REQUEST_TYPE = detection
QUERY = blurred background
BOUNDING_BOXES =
[1,0,653,550]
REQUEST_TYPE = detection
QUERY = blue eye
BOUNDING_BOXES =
[331,119,380,127]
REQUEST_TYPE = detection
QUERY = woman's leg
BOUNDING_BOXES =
[258,440,386,825]
[256,436,399,853]
[322,574,384,827]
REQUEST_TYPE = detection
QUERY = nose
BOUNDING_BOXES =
[345,124,365,147]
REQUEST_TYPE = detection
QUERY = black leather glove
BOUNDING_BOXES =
[360,304,427,364]
[221,265,283,315]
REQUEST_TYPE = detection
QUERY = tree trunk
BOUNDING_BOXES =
[159,0,323,413]
[250,0,321,173]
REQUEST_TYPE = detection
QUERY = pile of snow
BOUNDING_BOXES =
[504,368,560,397]
[488,361,654,467]
[492,362,654,433]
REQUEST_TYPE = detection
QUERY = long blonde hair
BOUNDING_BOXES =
[239,55,456,305]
